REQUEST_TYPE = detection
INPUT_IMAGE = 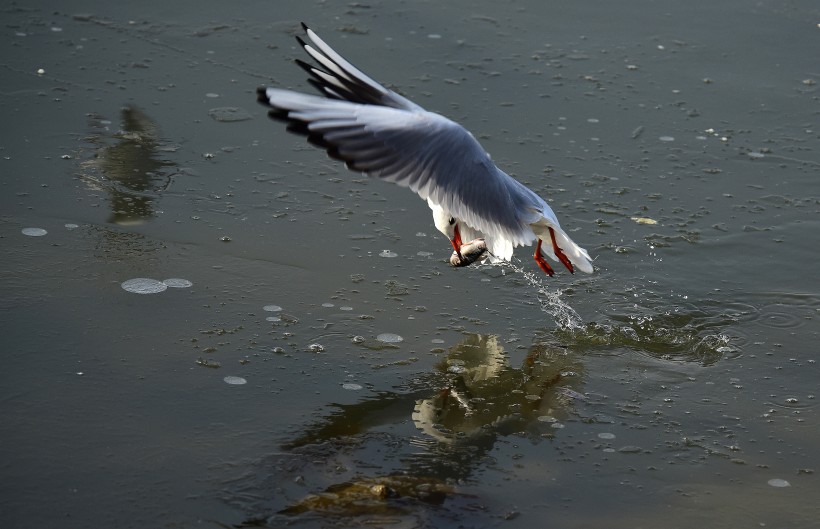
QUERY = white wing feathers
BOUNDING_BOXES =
[257,24,593,273]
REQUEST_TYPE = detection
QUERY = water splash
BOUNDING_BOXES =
[497,259,584,331]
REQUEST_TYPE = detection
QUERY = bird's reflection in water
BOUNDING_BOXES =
[412,333,586,446]
[242,333,588,523]
[77,106,177,225]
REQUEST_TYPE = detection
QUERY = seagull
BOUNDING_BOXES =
[257,24,593,276]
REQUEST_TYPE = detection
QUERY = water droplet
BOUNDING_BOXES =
[431,339,445,344]
[659,135,675,142]
[321,302,334,308]
[767,478,790,488]
[598,432,616,440]
[22,227,47,237]
[307,343,325,353]
[537,415,558,423]
[121,278,168,294]
[265,316,281,322]
[376,333,403,343]
[342,383,363,390]
[263,304,282,312]
[223,376,247,385]
[340,306,353,311]
[351,336,365,344]
[64,223,79,230]
[379,250,398,258]
[163,278,193,288]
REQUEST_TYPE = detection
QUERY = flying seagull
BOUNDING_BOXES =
[257,24,593,276]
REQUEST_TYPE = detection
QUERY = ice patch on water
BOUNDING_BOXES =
[767,478,790,488]
[376,333,403,343]
[22,227,47,237]
[121,278,167,294]
[163,278,193,288]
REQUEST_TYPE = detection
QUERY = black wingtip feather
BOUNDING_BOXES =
[256,86,270,105]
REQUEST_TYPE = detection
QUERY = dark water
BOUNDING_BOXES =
[1,1,818,527]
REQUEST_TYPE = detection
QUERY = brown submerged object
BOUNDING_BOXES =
[449,238,488,267]
[280,475,453,516]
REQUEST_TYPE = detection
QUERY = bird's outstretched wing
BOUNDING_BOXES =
[293,23,422,112]
[257,24,543,249]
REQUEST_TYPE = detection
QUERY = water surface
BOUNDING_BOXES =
[1,1,818,527]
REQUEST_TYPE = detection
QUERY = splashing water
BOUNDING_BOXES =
[497,259,584,331]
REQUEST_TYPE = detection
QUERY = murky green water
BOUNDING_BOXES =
[2,1,818,527]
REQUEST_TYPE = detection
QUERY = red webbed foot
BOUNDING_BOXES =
[549,227,574,274]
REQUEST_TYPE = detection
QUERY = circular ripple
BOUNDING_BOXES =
[756,305,805,328]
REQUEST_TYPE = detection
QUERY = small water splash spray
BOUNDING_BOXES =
[498,259,584,331]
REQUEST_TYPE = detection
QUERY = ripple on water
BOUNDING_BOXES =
[208,106,252,122]
[721,295,818,331]
[555,309,736,366]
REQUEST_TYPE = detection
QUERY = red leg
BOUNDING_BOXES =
[533,239,555,276]
[548,227,574,274]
